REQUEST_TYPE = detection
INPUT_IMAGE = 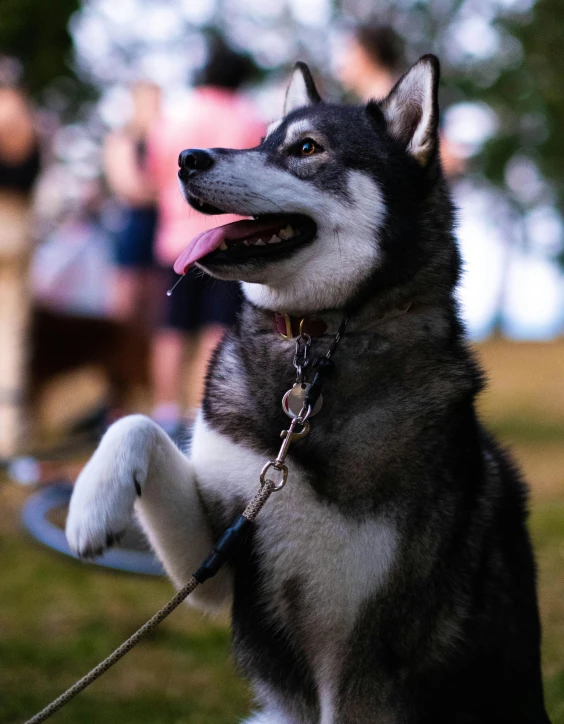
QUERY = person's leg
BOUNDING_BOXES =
[185,324,226,414]
[182,275,243,415]
[0,192,33,458]
[109,267,143,323]
[150,270,237,430]
[151,266,207,431]
[139,267,165,329]
[0,257,30,458]
[111,207,158,327]
[150,326,187,432]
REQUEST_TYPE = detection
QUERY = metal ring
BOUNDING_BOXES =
[260,460,288,491]
[298,319,312,342]
[296,404,312,423]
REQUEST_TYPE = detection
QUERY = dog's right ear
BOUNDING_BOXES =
[375,54,440,166]
[284,62,322,116]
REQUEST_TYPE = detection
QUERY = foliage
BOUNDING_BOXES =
[333,0,564,262]
[476,0,564,218]
[0,0,80,95]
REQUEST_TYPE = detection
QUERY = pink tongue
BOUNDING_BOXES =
[174,217,289,274]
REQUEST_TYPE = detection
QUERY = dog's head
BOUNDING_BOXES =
[176,55,455,314]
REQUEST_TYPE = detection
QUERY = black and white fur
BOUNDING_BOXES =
[66,57,550,723]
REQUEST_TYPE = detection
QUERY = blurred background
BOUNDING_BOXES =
[1,0,563,722]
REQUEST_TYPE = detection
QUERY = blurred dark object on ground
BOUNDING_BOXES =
[29,307,150,433]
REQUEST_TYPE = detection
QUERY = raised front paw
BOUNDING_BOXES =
[65,415,158,558]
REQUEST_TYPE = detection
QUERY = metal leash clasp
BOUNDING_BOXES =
[260,406,311,491]
[293,332,311,384]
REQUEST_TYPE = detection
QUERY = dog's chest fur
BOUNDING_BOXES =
[192,430,400,724]
[192,412,398,714]
[191,301,482,720]
[187,300,549,723]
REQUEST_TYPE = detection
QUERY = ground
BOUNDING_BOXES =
[1,339,563,724]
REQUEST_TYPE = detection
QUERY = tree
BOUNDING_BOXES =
[476,0,564,222]
[0,0,80,96]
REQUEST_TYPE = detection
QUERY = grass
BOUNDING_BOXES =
[531,502,564,724]
[2,339,564,723]
[0,488,251,723]
[3,480,563,724]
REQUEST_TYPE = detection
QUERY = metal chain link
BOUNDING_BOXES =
[292,332,311,384]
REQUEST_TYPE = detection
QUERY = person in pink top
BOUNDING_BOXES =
[147,37,264,435]
[149,97,262,268]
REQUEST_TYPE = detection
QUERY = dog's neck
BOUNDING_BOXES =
[239,242,461,343]
[246,293,428,340]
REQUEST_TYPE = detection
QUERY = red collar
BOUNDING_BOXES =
[273,302,412,339]
[273,313,328,339]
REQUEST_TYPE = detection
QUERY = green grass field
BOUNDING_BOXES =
[0,484,252,724]
[2,340,564,723]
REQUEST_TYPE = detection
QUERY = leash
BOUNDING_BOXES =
[23,314,349,724]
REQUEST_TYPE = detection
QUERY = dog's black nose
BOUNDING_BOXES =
[178,149,214,174]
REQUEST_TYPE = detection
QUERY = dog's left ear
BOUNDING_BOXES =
[376,54,440,165]
[284,61,322,116]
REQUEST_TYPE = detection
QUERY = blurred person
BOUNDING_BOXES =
[104,82,161,327]
[337,23,465,177]
[143,35,263,435]
[0,56,40,459]
[32,174,116,318]
[29,178,140,433]
[337,23,405,100]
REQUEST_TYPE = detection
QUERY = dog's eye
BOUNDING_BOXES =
[300,139,321,157]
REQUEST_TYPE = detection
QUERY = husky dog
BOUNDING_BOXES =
[66,56,550,723]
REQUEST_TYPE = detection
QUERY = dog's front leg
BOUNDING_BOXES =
[66,414,231,611]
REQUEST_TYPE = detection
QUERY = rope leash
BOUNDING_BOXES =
[23,576,199,724]
[23,315,349,724]
[24,480,277,724]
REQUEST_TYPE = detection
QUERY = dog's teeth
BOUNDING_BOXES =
[242,240,250,246]
[268,235,281,244]
[279,225,295,240]
[219,241,228,251]
[255,239,266,245]
[198,198,204,207]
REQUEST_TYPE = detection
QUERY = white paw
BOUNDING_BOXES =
[66,415,159,558]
